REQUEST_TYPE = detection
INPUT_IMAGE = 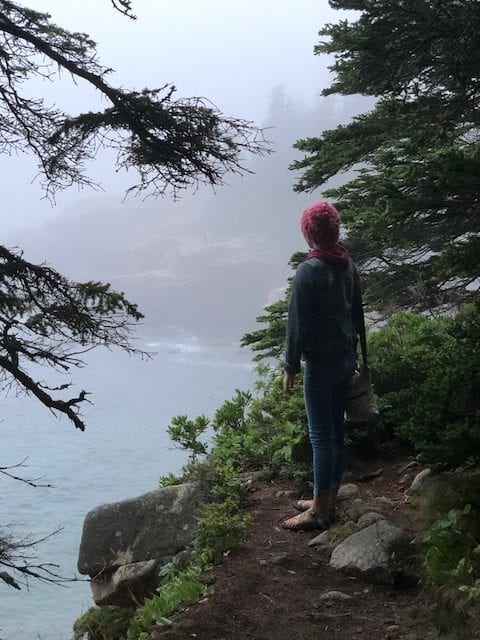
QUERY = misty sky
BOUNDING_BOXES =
[1,0,352,234]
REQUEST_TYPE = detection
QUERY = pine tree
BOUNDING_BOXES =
[0,0,268,590]
[0,0,266,428]
[292,0,480,312]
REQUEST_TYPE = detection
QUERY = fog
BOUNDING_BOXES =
[1,5,372,637]
[2,1,368,343]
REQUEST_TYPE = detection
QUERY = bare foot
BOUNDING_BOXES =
[282,510,329,531]
[293,499,337,522]
[293,499,313,512]
[282,511,326,531]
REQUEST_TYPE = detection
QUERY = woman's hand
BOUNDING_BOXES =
[283,371,296,393]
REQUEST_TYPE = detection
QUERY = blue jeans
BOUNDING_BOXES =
[303,351,355,494]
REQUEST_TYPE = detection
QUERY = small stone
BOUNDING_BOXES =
[357,511,385,529]
[337,483,360,499]
[238,470,267,483]
[385,624,402,638]
[260,552,288,565]
[317,590,352,603]
[308,530,331,547]
[356,468,384,482]
[398,460,418,475]
[275,490,296,499]
[374,496,394,507]
[398,474,410,485]
[267,552,289,565]
[409,468,431,492]
[344,498,369,521]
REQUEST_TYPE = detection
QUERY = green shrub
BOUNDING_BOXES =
[127,566,206,640]
[129,404,254,638]
[212,389,252,432]
[369,305,480,468]
[166,414,209,464]
[423,503,480,619]
[73,606,134,640]
[158,471,184,487]
[417,469,480,630]
[195,498,251,561]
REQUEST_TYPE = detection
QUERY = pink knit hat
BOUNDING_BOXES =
[300,201,340,245]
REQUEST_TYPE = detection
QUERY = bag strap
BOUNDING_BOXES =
[351,260,368,367]
[353,262,368,367]
[359,311,368,368]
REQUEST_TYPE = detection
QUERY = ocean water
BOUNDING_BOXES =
[0,332,255,640]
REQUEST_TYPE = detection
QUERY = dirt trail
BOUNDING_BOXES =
[154,459,440,640]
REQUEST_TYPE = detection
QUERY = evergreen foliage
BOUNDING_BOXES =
[0,247,144,431]
[0,0,266,198]
[0,0,266,430]
[73,605,134,640]
[292,0,480,311]
[420,471,480,629]
[0,0,266,589]
[369,305,480,468]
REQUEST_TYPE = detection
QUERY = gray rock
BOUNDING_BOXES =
[308,530,332,547]
[329,520,410,583]
[397,460,418,475]
[409,468,431,492]
[238,470,268,489]
[337,483,360,500]
[91,559,157,606]
[386,624,401,636]
[374,496,395,507]
[317,590,352,603]
[356,511,386,529]
[344,498,370,522]
[78,483,207,576]
[274,490,297,499]
[259,552,289,566]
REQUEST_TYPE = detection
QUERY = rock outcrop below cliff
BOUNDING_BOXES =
[78,483,208,606]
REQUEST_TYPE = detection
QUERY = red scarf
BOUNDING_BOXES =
[307,243,350,266]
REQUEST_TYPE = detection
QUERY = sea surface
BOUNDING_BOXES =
[0,331,255,640]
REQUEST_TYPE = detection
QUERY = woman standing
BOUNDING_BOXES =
[282,201,364,531]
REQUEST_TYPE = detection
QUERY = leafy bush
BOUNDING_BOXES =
[127,566,206,640]
[166,414,209,464]
[130,403,255,638]
[408,470,480,635]
[73,606,134,640]
[212,389,252,432]
[195,498,251,561]
[369,305,480,468]
[422,493,480,626]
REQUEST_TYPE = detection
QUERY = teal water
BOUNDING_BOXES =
[0,333,255,639]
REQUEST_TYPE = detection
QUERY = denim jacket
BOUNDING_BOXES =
[283,257,364,374]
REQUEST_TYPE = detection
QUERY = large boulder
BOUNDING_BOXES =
[78,483,207,577]
[329,520,411,583]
